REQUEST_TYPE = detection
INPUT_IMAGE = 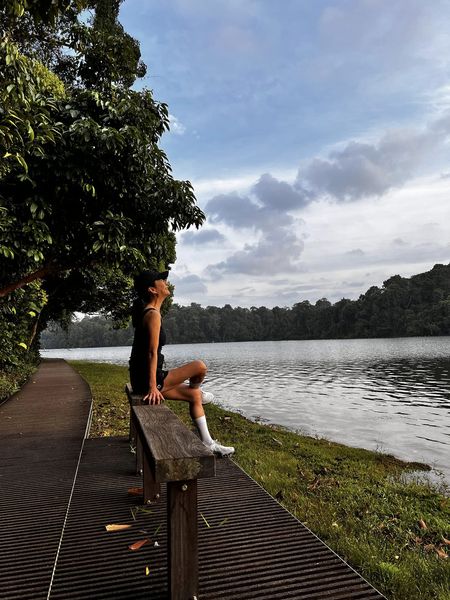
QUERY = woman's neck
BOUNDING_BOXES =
[145,300,163,312]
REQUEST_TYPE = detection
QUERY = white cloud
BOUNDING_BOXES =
[168,114,186,135]
[298,114,450,201]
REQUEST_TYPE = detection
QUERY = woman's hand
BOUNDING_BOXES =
[144,387,165,405]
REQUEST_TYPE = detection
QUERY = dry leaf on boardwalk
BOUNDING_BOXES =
[129,539,150,551]
[128,487,144,495]
[105,524,132,532]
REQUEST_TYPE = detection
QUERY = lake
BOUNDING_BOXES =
[42,337,450,483]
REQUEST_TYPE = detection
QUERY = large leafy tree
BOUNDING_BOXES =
[0,0,204,374]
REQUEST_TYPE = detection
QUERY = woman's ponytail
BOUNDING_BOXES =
[131,297,145,327]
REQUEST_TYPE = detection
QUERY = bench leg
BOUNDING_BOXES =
[167,479,198,600]
[129,405,136,445]
[143,456,161,504]
[136,435,143,475]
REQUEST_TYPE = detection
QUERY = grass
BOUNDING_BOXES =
[71,360,450,600]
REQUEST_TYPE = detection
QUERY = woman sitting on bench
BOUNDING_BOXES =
[129,269,235,457]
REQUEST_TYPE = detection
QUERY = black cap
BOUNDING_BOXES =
[134,270,169,296]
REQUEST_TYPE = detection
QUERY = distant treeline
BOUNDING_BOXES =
[41,263,450,348]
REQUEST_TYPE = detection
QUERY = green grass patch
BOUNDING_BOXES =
[71,360,450,600]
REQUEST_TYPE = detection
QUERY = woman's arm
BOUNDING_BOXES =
[143,310,165,405]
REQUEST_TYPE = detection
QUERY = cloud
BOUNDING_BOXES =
[181,228,225,245]
[206,193,258,229]
[296,113,450,201]
[168,114,186,135]
[203,112,450,225]
[205,172,305,232]
[345,248,365,256]
[252,173,310,211]
[206,227,305,277]
[204,173,308,278]
[171,273,207,296]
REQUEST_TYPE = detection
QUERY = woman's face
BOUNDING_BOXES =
[150,278,170,299]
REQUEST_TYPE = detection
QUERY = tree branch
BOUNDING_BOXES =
[0,263,62,297]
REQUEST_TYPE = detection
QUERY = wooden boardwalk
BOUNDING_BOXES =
[0,360,386,599]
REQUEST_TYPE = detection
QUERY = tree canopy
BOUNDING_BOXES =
[0,0,204,379]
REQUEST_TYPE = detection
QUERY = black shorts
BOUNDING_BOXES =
[156,368,169,391]
[129,366,169,394]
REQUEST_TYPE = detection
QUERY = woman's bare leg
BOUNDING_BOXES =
[162,383,204,419]
[162,360,207,392]
[161,362,234,456]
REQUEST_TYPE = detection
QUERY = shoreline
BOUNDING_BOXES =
[70,360,450,600]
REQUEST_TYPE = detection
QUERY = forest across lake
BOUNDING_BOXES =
[41,263,450,348]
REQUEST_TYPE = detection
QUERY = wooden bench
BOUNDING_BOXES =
[125,383,146,449]
[126,385,216,600]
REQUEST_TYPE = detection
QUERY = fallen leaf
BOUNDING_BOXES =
[308,477,320,491]
[105,524,132,532]
[128,487,143,495]
[442,536,450,545]
[154,541,160,547]
[129,539,149,551]
[418,519,427,530]
[436,548,448,559]
[271,437,283,446]
[145,566,150,576]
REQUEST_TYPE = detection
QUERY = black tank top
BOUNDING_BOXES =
[129,307,166,371]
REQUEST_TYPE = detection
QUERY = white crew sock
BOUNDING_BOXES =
[194,415,213,444]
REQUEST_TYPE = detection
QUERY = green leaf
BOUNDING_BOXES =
[15,154,28,173]
[18,342,28,350]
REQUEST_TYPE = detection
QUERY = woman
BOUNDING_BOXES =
[129,269,234,457]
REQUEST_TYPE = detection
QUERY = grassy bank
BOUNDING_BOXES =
[71,360,450,600]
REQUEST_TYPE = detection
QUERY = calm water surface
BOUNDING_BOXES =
[42,337,450,481]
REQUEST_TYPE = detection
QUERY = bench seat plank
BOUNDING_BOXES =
[132,405,215,482]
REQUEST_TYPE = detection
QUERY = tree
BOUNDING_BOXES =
[0,0,204,380]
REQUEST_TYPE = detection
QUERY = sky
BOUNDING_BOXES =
[120,0,450,308]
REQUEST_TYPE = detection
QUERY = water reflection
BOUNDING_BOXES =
[42,336,450,481]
